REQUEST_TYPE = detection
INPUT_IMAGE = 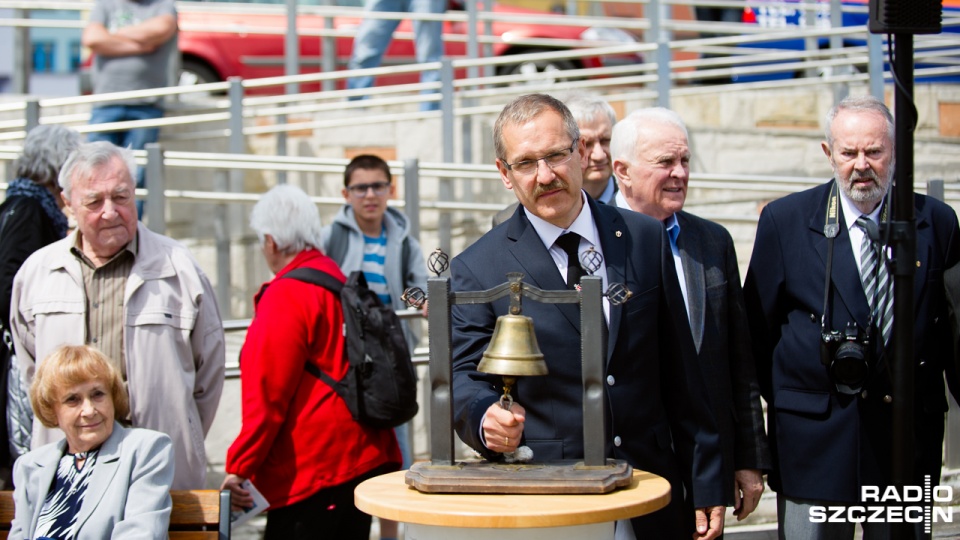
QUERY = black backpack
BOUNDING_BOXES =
[282,267,418,429]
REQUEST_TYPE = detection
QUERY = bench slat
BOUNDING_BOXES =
[0,489,228,538]
[170,490,222,526]
[170,532,220,540]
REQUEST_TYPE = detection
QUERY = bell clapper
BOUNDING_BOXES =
[499,376,516,410]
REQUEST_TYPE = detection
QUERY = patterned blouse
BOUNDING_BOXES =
[33,449,99,540]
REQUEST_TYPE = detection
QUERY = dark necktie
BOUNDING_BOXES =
[856,216,893,344]
[555,232,584,290]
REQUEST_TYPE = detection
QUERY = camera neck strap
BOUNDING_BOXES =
[821,182,841,334]
[820,181,889,335]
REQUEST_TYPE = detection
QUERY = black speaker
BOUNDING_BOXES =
[869,0,942,34]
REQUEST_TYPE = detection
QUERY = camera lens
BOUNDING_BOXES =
[833,342,869,387]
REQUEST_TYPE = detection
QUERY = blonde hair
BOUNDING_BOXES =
[31,345,130,428]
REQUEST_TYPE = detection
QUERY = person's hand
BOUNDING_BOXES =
[693,505,725,540]
[733,468,764,521]
[482,401,526,453]
[220,473,253,512]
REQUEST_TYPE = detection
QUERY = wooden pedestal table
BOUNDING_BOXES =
[354,469,671,540]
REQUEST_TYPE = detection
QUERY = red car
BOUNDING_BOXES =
[174,0,642,93]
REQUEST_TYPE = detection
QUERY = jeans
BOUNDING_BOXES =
[87,104,164,218]
[347,0,445,111]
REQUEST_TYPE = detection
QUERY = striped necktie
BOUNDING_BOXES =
[856,216,893,344]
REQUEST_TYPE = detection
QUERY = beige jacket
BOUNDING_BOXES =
[10,223,225,489]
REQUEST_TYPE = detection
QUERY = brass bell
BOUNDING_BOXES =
[478,314,548,377]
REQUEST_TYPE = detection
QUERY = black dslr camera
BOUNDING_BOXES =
[820,322,873,395]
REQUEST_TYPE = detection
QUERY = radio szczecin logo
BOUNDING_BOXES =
[809,476,953,532]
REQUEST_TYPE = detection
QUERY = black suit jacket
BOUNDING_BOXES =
[452,198,724,536]
[675,211,772,503]
[743,181,960,502]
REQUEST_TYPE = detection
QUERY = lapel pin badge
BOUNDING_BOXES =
[615,230,622,238]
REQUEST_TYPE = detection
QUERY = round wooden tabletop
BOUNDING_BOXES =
[354,469,671,529]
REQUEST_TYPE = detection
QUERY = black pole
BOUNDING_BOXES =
[890,32,916,540]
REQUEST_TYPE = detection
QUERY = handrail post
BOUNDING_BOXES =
[439,58,454,255]
[481,1,494,79]
[927,179,944,202]
[145,143,166,235]
[867,33,885,100]
[24,100,40,133]
[321,0,336,92]
[404,158,421,241]
[215,77,245,318]
[649,0,671,108]
[13,8,29,95]
[829,0,849,104]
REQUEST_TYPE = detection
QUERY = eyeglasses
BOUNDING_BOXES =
[347,182,391,197]
[502,139,578,176]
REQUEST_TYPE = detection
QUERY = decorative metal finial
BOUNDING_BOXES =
[580,246,603,275]
[401,287,427,309]
[605,283,632,306]
[428,248,449,276]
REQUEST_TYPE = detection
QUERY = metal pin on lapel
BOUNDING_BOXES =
[615,230,622,237]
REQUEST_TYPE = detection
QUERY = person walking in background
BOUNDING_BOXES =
[321,154,427,540]
[10,141,225,490]
[0,125,82,486]
[82,0,178,217]
[347,0,445,111]
[223,184,400,540]
[610,107,771,523]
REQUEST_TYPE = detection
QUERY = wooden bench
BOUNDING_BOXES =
[0,489,231,539]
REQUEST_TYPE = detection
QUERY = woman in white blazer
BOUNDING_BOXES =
[10,345,174,540]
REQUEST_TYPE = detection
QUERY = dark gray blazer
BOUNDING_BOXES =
[453,198,724,537]
[11,423,174,540]
[675,210,772,502]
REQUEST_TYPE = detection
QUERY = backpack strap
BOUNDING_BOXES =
[279,267,345,387]
[400,235,410,288]
[325,223,350,267]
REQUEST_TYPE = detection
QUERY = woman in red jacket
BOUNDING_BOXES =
[221,184,400,540]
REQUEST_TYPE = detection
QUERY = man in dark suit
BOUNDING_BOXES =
[609,107,771,523]
[451,93,726,539]
[743,95,960,538]
[491,92,618,227]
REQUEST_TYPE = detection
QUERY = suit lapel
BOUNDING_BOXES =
[594,201,626,358]
[30,440,66,533]
[676,213,705,352]
[73,424,124,533]
[506,211,580,331]
[810,182,872,329]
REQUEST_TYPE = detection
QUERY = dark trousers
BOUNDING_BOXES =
[264,463,394,540]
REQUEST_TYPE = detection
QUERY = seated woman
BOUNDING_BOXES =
[10,345,174,540]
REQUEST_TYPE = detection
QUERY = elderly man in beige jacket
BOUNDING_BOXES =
[10,141,225,490]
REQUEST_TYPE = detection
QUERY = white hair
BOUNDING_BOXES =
[610,107,689,163]
[250,184,323,255]
[58,142,136,199]
[561,92,617,127]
